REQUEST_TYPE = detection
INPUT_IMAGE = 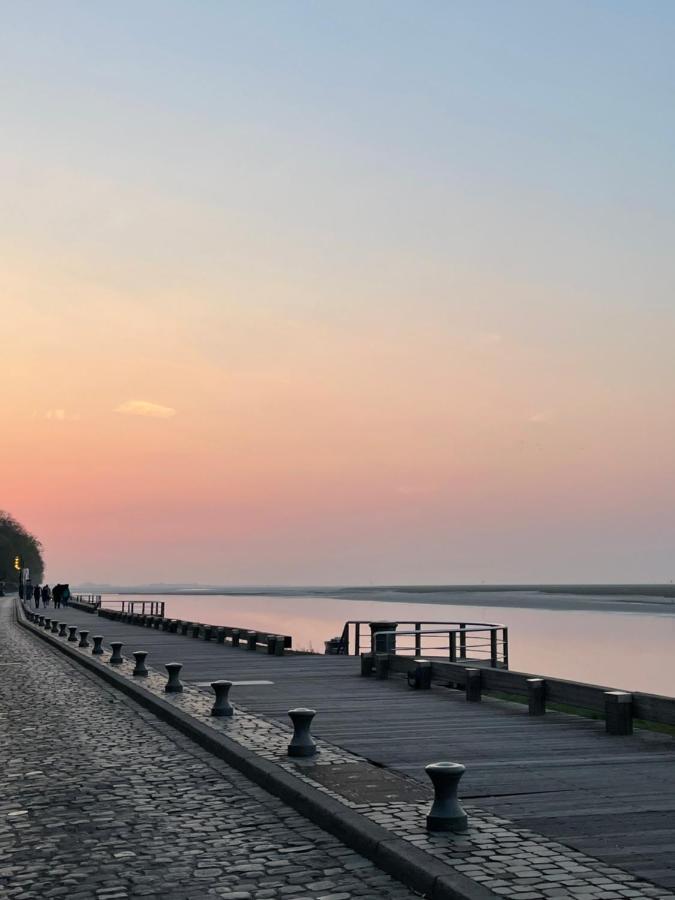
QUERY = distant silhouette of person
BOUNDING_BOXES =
[24,581,32,604]
[34,584,41,607]
[42,584,52,608]
[62,584,71,607]
[52,584,61,607]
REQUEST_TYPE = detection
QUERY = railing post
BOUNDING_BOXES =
[415,623,421,657]
[502,627,509,668]
[459,624,467,660]
[354,623,360,656]
[490,629,498,667]
[449,631,457,662]
[465,667,481,702]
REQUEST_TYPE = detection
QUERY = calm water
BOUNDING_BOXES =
[101,593,675,697]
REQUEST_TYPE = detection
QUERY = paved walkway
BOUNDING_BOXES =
[0,598,417,900]
[46,606,675,889]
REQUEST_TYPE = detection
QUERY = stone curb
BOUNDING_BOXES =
[16,601,496,900]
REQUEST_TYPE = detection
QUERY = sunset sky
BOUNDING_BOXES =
[3,2,675,585]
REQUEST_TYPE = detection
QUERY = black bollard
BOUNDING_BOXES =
[92,635,104,655]
[216,627,226,644]
[246,631,257,652]
[231,628,240,647]
[68,626,78,642]
[203,626,213,641]
[425,762,468,832]
[210,680,234,716]
[605,691,633,735]
[78,630,90,648]
[38,615,44,627]
[266,634,276,655]
[164,662,183,693]
[109,642,124,665]
[132,650,149,677]
[58,623,67,637]
[181,621,190,636]
[287,708,317,757]
[50,620,59,633]
[44,617,51,630]
[191,624,201,639]
[169,620,178,634]
[360,652,373,676]
[528,678,546,716]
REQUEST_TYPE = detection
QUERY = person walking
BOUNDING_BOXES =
[34,584,42,607]
[62,584,71,607]
[42,584,52,608]
[24,580,33,605]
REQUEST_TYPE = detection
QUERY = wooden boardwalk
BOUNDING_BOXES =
[32,606,675,889]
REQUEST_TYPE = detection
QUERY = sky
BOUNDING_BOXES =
[2,1,675,585]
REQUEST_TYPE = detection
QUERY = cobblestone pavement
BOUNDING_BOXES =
[0,599,418,900]
[22,602,675,900]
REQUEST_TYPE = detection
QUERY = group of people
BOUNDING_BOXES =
[27,582,71,609]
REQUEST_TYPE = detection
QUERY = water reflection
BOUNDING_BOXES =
[103,593,675,697]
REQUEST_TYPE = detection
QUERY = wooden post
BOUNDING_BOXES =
[375,653,389,679]
[415,623,421,657]
[354,623,360,656]
[465,667,481,702]
[605,691,633,735]
[502,627,509,669]
[459,624,467,660]
[527,678,546,716]
[449,631,457,662]
[490,630,498,667]
[360,652,373,676]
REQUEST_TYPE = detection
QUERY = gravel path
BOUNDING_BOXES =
[0,598,417,900]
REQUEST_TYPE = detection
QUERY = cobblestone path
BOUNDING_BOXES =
[0,599,417,900]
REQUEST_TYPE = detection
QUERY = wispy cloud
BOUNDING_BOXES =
[45,409,80,421]
[115,400,176,419]
[528,411,553,424]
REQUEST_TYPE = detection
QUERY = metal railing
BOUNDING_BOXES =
[91,597,166,617]
[336,620,508,668]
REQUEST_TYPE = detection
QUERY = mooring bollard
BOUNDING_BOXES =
[216,627,226,644]
[164,662,183,693]
[58,623,67,637]
[407,658,432,690]
[132,650,149,677]
[191,624,201,639]
[37,615,44,627]
[203,626,213,641]
[50,620,59,633]
[605,691,633,735]
[287,708,317,757]
[92,635,104,655]
[153,618,163,630]
[528,678,546,716]
[181,621,190,635]
[44,617,51,630]
[78,630,90,648]
[169,620,178,634]
[109,642,124,665]
[425,762,468,832]
[266,634,276,655]
[68,626,78,642]
[375,653,390,679]
[231,628,240,647]
[246,631,257,652]
[210,680,234,716]
[274,636,285,656]
[465,668,482,702]
[161,619,171,632]
[360,652,374,676]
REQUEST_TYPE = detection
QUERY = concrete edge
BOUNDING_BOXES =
[15,601,496,900]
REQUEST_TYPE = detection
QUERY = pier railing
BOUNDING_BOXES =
[97,598,166,617]
[337,620,508,668]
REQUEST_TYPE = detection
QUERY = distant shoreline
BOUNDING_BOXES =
[73,584,675,617]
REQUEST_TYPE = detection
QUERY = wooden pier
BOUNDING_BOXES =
[31,605,675,890]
